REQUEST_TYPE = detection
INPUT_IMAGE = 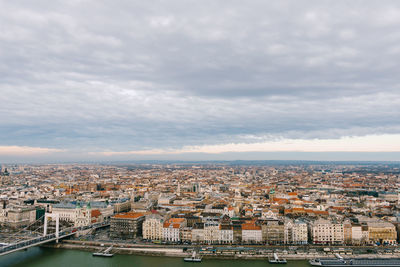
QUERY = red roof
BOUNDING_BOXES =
[91,209,101,218]
[330,206,346,211]
[163,218,185,228]
[242,223,261,231]
[113,212,145,219]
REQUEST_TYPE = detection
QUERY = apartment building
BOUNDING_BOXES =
[263,220,285,244]
[367,221,397,245]
[219,224,233,243]
[191,222,205,243]
[285,219,308,244]
[162,218,186,242]
[142,213,164,240]
[204,219,220,244]
[0,206,36,228]
[110,212,145,239]
[312,218,344,245]
[242,222,262,243]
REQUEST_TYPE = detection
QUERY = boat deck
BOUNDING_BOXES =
[310,258,400,266]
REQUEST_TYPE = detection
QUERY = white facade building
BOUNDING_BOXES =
[219,225,233,243]
[312,219,344,245]
[143,214,164,240]
[191,222,205,243]
[285,219,308,244]
[52,203,79,223]
[75,206,91,227]
[204,220,220,244]
[351,224,363,244]
[162,218,186,242]
[242,223,262,243]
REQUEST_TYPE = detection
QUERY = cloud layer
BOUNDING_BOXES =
[1,1,400,160]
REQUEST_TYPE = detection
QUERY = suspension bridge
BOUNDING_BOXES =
[0,213,109,257]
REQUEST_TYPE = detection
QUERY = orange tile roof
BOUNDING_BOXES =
[163,218,186,228]
[330,206,345,211]
[293,207,305,212]
[242,223,261,231]
[313,210,329,215]
[113,212,145,219]
[91,209,101,218]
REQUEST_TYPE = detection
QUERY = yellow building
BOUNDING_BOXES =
[367,222,397,245]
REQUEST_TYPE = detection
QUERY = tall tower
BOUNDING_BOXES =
[131,190,136,203]
[0,166,10,184]
[234,188,243,210]
[397,189,400,206]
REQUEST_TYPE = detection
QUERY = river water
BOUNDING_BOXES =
[1,247,310,267]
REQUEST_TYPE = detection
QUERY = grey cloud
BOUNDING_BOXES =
[0,0,400,157]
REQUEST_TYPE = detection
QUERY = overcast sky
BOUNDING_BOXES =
[1,0,400,162]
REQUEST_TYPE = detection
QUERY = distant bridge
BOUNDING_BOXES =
[0,213,109,257]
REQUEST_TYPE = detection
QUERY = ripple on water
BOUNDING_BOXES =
[0,247,310,267]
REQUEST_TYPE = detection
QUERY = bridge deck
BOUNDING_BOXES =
[0,222,109,257]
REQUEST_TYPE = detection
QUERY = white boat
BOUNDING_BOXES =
[309,258,400,266]
[92,252,113,257]
[184,251,202,262]
[92,246,114,257]
[269,253,287,264]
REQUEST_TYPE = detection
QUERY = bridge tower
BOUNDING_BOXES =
[43,213,60,241]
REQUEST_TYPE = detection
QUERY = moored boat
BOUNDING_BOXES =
[184,251,202,262]
[92,252,114,257]
[269,253,287,264]
[309,258,400,266]
[92,246,114,257]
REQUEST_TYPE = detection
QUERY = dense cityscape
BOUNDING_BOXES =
[2,1,400,265]
[2,162,400,252]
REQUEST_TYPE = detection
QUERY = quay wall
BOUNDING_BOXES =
[44,240,400,260]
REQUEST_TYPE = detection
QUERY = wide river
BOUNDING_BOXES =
[1,247,310,267]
